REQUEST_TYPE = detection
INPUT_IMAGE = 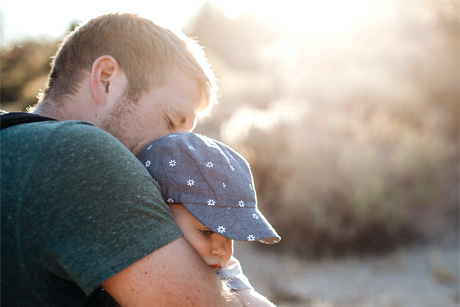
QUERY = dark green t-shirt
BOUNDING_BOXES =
[1,119,183,306]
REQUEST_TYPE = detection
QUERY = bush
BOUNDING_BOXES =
[220,97,458,257]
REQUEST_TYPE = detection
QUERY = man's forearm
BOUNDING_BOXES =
[102,237,243,306]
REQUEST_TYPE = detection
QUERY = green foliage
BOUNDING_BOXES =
[1,40,57,110]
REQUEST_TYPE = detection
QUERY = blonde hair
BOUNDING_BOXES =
[39,13,217,114]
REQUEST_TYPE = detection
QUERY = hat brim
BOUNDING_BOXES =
[183,203,280,244]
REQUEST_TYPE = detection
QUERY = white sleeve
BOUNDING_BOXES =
[216,256,253,290]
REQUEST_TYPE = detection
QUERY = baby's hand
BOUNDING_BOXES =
[235,288,276,307]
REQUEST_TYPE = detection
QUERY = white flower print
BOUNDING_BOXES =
[169,160,177,167]
[147,145,152,150]
[167,198,174,203]
[222,183,226,189]
[247,235,255,241]
[206,162,214,168]
[145,160,151,167]
[230,165,235,171]
[249,184,253,190]
[239,200,245,207]
[252,213,259,220]
[207,199,216,206]
[217,226,226,233]
[187,179,195,186]
[189,145,195,151]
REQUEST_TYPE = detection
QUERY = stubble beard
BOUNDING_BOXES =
[99,92,137,153]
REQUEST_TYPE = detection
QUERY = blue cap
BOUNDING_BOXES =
[137,132,280,244]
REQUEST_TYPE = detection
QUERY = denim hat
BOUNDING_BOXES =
[137,132,280,244]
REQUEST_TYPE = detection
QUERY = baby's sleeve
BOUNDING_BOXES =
[216,256,253,290]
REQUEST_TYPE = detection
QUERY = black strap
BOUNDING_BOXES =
[0,112,57,130]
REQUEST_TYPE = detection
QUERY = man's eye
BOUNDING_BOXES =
[200,229,214,236]
[167,117,175,129]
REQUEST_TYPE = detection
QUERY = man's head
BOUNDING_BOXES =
[39,13,216,109]
[34,13,218,154]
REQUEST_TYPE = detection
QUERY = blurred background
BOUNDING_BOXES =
[1,0,459,306]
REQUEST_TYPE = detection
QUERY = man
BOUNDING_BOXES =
[1,13,245,306]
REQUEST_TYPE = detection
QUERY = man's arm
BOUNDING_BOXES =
[103,237,243,306]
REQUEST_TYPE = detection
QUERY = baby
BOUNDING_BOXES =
[137,132,280,305]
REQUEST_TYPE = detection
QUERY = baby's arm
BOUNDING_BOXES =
[217,257,276,306]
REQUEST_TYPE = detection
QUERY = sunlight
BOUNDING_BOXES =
[221,100,309,145]
[1,0,206,46]
[2,0,386,46]
[214,0,384,39]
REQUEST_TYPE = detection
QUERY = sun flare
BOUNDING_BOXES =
[215,0,384,38]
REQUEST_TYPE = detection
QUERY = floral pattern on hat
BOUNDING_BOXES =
[136,132,281,244]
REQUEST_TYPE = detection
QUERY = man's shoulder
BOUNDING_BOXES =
[51,120,115,141]
[39,121,136,165]
[23,119,123,149]
[3,118,135,170]
[37,119,102,135]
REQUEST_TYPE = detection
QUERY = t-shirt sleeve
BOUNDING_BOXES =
[22,121,183,295]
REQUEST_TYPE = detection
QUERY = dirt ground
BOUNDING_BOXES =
[234,235,459,307]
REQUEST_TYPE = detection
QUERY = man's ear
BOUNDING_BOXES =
[91,55,120,106]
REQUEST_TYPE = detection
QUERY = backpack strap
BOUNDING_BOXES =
[0,112,57,130]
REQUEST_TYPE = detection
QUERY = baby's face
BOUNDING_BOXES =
[169,204,233,270]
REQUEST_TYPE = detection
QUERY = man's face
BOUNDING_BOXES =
[169,204,233,270]
[101,67,207,155]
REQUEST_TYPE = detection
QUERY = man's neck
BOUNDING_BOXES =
[32,101,57,118]
[32,100,66,120]
[33,97,97,124]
